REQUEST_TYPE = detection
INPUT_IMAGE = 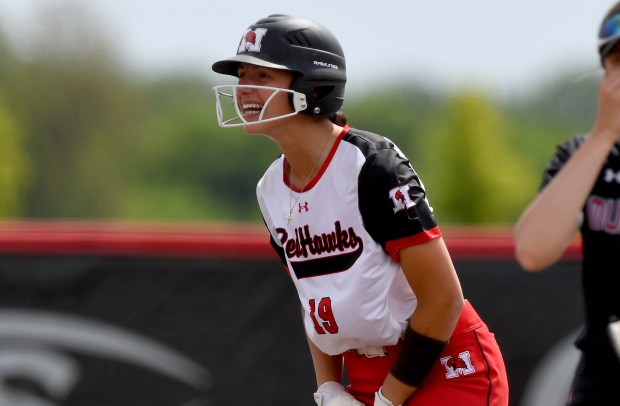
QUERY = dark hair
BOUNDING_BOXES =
[329,111,348,126]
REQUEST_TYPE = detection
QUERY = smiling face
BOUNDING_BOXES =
[235,63,296,133]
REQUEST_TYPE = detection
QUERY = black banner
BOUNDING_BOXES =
[0,223,583,406]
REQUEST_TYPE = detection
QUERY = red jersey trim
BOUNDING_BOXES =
[385,226,442,262]
[282,125,350,192]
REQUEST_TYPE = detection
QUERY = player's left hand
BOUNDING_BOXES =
[313,381,364,406]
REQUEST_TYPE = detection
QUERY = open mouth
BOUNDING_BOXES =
[242,103,264,119]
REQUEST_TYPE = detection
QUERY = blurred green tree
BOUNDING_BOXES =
[0,94,30,218]
[0,1,602,225]
[419,91,538,224]
[8,4,146,218]
[345,85,443,158]
[117,77,280,222]
[508,69,600,176]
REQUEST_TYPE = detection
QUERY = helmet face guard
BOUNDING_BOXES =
[599,12,620,64]
[212,14,346,119]
[213,84,307,128]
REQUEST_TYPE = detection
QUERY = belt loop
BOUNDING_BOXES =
[356,346,387,358]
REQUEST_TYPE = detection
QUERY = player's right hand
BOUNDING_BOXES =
[594,63,620,141]
[313,381,364,406]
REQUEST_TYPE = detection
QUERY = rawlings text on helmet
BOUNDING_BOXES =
[313,61,340,70]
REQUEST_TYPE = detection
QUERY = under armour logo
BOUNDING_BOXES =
[440,351,475,379]
[298,202,309,213]
[604,169,620,184]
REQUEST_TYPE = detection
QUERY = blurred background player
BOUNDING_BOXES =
[212,14,508,406]
[514,2,620,405]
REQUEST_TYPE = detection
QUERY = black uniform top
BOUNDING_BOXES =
[541,134,620,356]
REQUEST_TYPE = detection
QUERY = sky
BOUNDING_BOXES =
[0,0,616,97]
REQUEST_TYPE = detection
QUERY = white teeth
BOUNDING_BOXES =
[242,103,263,114]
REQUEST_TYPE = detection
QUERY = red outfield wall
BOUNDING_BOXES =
[0,221,582,406]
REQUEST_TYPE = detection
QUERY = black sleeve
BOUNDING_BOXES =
[539,134,586,191]
[358,146,438,248]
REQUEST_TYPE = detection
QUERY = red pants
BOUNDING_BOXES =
[342,300,509,406]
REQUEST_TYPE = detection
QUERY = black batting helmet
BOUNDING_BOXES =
[212,14,346,116]
[598,2,620,64]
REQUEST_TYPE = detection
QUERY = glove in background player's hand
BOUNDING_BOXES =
[608,318,620,359]
[313,381,364,406]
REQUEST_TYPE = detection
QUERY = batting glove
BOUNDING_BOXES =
[314,381,364,406]
[374,387,401,406]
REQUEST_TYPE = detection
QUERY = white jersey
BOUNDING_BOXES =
[257,125,441,355]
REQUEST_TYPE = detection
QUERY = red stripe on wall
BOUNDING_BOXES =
[0,221,581,262]
[0,221,275,260]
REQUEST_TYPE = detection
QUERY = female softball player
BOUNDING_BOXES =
[212,14,509,406]
[515,2,620,405]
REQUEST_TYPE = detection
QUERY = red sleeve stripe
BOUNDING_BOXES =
[385,226,442,262]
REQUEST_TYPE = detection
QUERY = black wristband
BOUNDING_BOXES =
[390,326,448,386]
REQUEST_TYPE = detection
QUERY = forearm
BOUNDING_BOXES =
[408,294,463,341]
[515,133,615,270]
[376,240,463,405]
[307,332,343,386]
[380,298,462,405]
